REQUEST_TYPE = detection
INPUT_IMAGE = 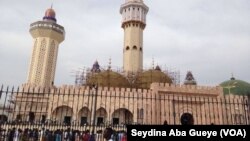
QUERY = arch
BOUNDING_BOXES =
[51,105,73,125]
[180,113,194,125]
[179,106,193,114]
[51,105,73,114]
[126,46,130,50]
[96,107,107,126]
[112,108,133,125]
[133,46,137,50]
[78,107,91,125]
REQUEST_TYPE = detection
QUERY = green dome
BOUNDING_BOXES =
[220,77,250,95]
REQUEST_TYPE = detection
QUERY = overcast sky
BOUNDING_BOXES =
[0,0,249,87]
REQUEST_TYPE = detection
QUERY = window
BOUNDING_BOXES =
[81,117,88,125]
[16,114,22,123]
[64,116,71,126]
[41,115,46,124]
[133,46,137,50]
[0,115,8,123]
[29,112,35,123]
[126,46,130,50]
[97,117,104,126]
[113,118,119,125]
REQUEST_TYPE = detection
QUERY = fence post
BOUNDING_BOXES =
[92,85,98,134]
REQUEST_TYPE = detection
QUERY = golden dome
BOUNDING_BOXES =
[86,70,131,88]
[43,8,57,22]
[45,8,56,18]
[135,69,172,89]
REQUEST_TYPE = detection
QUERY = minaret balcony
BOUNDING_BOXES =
[30,21,65,35]
[120,2,149,13]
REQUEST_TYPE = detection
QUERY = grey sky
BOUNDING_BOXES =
[0,0,249,87]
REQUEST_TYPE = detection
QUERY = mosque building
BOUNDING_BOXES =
[5,0,249,128]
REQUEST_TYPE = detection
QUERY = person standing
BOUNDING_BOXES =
[88,131,95,141]
[13,129,19,141]
[82,130,90,141]
[103,128,113,141]
[163,120,168,125]
[121,132,127,141]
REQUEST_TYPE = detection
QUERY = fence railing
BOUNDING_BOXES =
[0,85,249,132]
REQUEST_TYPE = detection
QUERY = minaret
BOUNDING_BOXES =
[120,0,149,75]
[26,8,65,87]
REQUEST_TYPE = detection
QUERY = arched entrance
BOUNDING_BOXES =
[180,113,194,125]
[78,107,91,125]
[96,107,107,126]
[52,106,73,125]
[112,108,133,125]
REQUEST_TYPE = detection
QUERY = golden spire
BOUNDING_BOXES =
[108,57,112,71]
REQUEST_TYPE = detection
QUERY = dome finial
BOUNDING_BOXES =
[108,57,112,71]
[152,57,155,70]
[91,60,101,73]
[231,73,235,80]
[184,71,197,85]
[155,64,161,71]
[43,5,56,22]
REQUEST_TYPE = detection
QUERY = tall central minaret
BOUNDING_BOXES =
[120,0,149,75]
[26,8,65,87]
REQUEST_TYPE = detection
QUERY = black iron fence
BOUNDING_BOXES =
[0,85,249,140]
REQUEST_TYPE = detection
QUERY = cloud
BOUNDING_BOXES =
[0,0,249,87]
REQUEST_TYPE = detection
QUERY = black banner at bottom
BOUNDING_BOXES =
[127,125,250,141]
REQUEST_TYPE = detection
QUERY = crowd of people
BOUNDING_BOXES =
[0,127,127,141]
